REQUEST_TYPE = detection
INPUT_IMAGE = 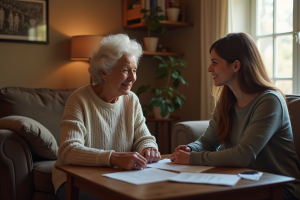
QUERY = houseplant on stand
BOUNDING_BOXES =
[137,55,188,119]
[140,7,168,52]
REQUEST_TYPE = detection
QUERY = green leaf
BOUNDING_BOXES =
[153,55,165,63]
[151,97,163,107]
[168,56,175,64]
[172,96,182,110]
[159,103,169,118]
[154,89,163,95]
[167,90,173,97]
[173,79,180,88]
[177,59,187,66]
[166,101,175,112]
[171,70,179,79]
[136,85,150,96]
[178,76,188,85]
[159,63,168,68]
[175,90,186,100]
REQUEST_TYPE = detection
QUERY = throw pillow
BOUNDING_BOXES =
[0,115,58,160]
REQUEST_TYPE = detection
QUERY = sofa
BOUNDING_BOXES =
[172,94,300,161]
[0,87,75,200]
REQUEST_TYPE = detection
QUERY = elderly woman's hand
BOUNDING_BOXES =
[170,150,190,165]
[110,152,147,170]
[141,147,161,163]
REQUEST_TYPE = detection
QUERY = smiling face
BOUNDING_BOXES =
[102,54,137,97]
[208,49,238,87]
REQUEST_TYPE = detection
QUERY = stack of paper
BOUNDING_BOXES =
[103,159,246,186]
[169,172,241,186]
[147,158,214,172]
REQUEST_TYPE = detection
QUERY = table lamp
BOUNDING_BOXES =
[70,35,103,84]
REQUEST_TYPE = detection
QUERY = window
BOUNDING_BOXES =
[251,0,300,94]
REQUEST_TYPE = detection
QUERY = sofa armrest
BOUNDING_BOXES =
[0,129,34,200]
[171,120,209,152]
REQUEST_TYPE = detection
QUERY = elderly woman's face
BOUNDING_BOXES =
[105,54,137,96]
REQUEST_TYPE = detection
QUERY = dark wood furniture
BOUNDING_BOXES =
[56,155,295,200]
[146,116,180,154]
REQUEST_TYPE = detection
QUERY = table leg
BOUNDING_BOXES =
[66,174,79,200]
[160,122,165,154]
[271,185,282,200]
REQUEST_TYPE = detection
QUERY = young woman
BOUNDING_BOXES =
[170,32,300,200]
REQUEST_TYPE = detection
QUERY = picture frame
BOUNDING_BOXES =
[0,0,48,44]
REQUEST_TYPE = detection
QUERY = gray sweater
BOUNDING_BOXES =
[188,90,300,199]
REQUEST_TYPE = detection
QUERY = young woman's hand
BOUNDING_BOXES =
[141,147,161,163]
[175,145,191,152]
[170,150,190,164]
[110,152,147,170]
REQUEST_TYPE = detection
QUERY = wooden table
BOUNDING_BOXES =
[146,116,180,154]
[56,155,295,200]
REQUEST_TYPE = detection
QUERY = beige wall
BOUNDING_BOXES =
[0,0,201,123]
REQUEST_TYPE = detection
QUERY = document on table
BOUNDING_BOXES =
[102,168,177,185]
[147,159,214,173]
[169,172,241,186]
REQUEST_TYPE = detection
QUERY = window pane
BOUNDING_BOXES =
[257,37,273,78]
[275,0,293,33]
[275,35,293,77]
[257,0,273,35]
[276,80,293,94]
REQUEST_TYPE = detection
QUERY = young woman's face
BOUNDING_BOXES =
[104,54,137,96]
[208,49,237,87]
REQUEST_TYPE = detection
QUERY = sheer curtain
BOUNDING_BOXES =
[200,0,229,119]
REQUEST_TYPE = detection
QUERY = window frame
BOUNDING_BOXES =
[250,0,299,94]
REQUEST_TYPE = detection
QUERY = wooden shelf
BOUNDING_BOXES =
[124,20,193,29]
[143,51,184,57]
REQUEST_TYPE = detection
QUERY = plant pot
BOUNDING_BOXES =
[153,106,170,119]
[143,37,159,52]
[166,8,180,22]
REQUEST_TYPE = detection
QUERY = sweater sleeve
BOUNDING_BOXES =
[189,94,283,167]
[131,94,158,154]
[187,108,221,152]
[58,93,114,167]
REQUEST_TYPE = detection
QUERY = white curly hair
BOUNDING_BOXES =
[88,34,143,84]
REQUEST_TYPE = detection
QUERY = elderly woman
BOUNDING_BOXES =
[53,34,160,200]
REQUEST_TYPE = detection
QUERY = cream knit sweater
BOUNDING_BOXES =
[52,85,158,193]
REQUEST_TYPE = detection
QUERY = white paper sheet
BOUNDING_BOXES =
[238,172,263,180]
[102,168,177,185]
[169,172,241,186]
[147,159,214,173]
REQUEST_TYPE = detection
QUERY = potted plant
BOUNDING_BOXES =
[137,55,188,119]
[140,7,168,52]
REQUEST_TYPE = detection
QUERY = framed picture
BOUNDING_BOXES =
[0,0,48,44]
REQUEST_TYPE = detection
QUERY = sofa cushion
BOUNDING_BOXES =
[0,116,58,160]
[33,161,56,194]
[0,87,75,145]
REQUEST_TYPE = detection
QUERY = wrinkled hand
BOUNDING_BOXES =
[175,145,191,152]
[141,147,161,163]
[110,152,147,170]
[170,150,190,165]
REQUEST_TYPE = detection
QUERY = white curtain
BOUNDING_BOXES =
[200,0,229,120]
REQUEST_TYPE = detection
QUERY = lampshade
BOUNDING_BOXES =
[70,35,103,61]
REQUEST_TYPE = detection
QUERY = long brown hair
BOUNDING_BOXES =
[210,32,285,146]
